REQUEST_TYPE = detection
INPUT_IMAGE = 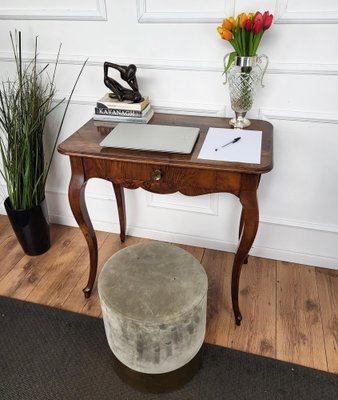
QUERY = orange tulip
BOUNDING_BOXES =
[221,29,233,41]
[222,18,232,31]
[239,13,248,28]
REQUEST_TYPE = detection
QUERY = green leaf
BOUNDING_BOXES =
[224,52,237,73]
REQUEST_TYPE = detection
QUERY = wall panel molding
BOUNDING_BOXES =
[146,193,219,215]
[1,52,338,76]
[275,0,338,24]
[0,0,107,21]
[259,108,338,125]
[260,215,338,235]
[137,0,235,23]
[61,95,226,117]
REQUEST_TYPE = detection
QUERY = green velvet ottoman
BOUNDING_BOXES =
[98,242,208,392]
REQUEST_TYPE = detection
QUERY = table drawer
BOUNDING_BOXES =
[83,158,241,196]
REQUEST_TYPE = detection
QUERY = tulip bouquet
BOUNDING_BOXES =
[217,11,273,128]
[217,11,273,71]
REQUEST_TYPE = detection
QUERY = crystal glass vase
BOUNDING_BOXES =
[224,54,268,129]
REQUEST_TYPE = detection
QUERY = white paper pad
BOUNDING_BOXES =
[198,127,262,164]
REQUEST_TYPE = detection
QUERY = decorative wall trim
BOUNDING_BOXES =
[266,62,338,76]
[1,52,338,77]
[249,243,338,270]
[0,0,107,21]
[259,108,338,125]
[260,216,338,235]
[136,0,235,23]
[146,193,219,215]
[55,95,226,117]
[275,0,338,24]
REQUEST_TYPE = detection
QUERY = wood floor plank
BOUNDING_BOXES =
[315,267,338,373]
[45,230,109,309]
[0,224,68,298]
[0,235,26,281]
[201,249,232,347]
[227,257,277,359]
[22,227,89,304]
[276,261,327,370]
[0,215,14,245]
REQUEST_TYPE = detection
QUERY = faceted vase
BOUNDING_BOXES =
[225,55,268,129]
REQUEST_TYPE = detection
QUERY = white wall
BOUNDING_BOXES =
[0,0,337,269]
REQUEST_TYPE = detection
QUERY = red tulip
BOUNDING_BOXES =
[252,19,263,34]
[254,12,263,23]
[263,11,273,29]
[245,19,252,32]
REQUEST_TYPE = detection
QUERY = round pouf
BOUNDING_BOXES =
[98,242,208,392]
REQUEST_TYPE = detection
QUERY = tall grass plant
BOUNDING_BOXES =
[0,31,86,210]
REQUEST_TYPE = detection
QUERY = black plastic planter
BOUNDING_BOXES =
[4,197,51,256]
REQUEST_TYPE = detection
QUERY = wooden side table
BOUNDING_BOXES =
[58,113,273,325]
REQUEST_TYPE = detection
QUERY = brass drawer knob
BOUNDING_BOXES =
[151,169,162,181]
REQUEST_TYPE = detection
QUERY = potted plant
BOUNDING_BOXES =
[0,31,86,255]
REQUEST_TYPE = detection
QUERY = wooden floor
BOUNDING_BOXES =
[0,214,337,374]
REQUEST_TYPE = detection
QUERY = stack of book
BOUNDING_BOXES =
[93,93,153,124]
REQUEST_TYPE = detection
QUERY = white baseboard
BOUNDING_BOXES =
[46,211,338,270]
[2,204,337,270]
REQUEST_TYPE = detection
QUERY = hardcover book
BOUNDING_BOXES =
[93,108,154,124]
[97,93,150,111]
[94,104,151,118]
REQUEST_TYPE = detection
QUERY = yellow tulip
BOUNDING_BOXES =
[229,16,238,28]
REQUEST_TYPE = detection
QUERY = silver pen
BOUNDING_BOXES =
[215,136,241,151]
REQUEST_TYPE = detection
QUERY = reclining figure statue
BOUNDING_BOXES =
[103,62,144,103]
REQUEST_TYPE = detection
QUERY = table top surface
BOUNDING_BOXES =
[58,113,273,174]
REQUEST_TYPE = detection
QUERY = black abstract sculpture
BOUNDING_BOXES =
[103,62,144,103]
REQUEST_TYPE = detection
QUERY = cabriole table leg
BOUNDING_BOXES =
[231,179,260,325]
[112,183,126,243]
[69,157,98,298]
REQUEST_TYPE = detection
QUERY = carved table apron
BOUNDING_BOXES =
[58,113,273,325]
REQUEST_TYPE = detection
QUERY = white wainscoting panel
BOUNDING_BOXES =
[137,0,235,23]
[0,0,107,21]
[275,0,338,23]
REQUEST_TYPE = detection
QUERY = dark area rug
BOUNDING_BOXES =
[0,295,337,399]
